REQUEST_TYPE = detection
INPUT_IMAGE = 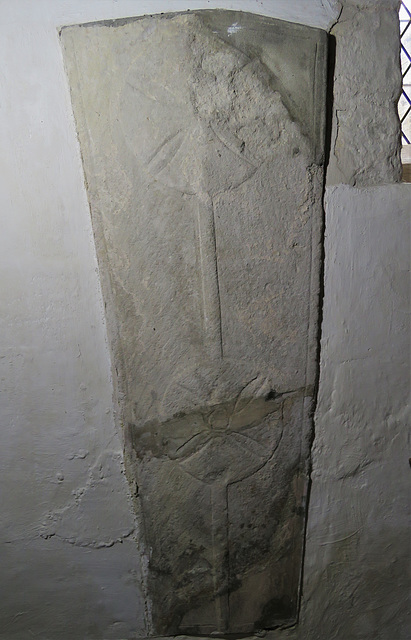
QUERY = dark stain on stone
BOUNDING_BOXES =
[256,595,295,628]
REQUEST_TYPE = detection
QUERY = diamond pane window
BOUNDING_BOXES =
[400,2,411,144]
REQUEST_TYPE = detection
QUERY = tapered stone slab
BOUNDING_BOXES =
[60,11,327,636]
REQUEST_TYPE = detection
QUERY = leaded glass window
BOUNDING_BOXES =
[400,2,411,144]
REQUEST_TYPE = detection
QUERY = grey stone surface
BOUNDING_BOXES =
[326,2,402,186]
[61,11,327,636]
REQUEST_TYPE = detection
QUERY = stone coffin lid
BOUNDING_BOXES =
[60,10,327,636]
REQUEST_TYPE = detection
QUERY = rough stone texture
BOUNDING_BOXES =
[61,11,327,636]
[326,2,402,186]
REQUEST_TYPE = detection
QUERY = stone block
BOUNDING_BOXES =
[60,11,327,635]
[327,3,402,186]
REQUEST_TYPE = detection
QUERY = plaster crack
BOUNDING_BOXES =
[48,527,135,549]
[329,3,344,33]
[319,526,363,546]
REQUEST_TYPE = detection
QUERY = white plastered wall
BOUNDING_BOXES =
[0,1,408,639]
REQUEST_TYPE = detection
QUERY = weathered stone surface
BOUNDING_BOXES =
[326,3,402,186]
[61,11,327,635]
